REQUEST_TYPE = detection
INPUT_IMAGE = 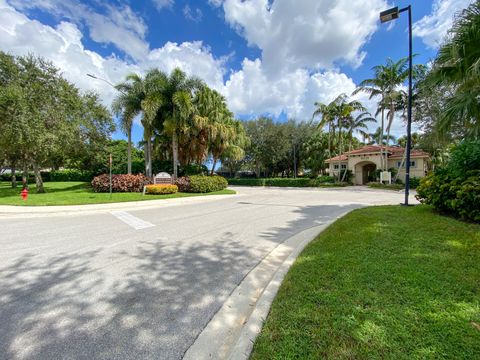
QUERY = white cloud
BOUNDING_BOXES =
[6,0,149,59]
[0,1,225,108]
[413,0,474,48]
[152,0,174,11]
[183,4,203,22]
[218,0,388,74]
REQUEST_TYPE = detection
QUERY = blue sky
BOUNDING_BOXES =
[0,0,473,143]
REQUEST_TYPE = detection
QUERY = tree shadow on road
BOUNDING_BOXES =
[0,202,362,360]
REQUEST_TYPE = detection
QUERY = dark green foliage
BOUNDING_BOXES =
[416,171,480,222]
[188,175,228,193]
[228,176,338,187]
[181,163,208,176]
[416,140,480,222]
[49,169,94,182]
[408,176,421,189]
[91,174,151,193]
[447,139,480,177]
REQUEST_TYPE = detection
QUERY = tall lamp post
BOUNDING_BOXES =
[379,5,413,206]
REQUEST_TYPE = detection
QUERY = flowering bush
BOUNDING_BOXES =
[175,176,190,192]
[91,174,151,192]
[145,184,178,195]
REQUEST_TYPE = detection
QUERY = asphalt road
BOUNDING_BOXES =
[0,186,411,360]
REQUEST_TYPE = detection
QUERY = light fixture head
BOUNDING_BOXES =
[380,7,399,23]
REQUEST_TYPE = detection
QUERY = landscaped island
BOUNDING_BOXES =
[0,181,234,206]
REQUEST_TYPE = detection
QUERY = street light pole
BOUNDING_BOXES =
[380,5,413,205]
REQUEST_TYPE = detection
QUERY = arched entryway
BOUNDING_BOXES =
[354,161,377,185]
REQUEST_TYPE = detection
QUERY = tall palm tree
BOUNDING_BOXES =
[112,74,144,174]
[333,94,368,182]
[427,0,480,138]
[312,100,337,157]
[159,68,204,179]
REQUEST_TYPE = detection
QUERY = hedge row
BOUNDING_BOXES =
[227,176,335,187]
[1,169,95,182]
[91,174,151,193]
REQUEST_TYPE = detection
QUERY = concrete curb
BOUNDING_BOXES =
[0,191,240,218]
[183,212,350,360]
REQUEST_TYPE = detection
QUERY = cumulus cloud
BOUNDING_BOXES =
[413,0,474,48]
[0,1,225,108]
[6,0,149,59]
[218,0,388,74]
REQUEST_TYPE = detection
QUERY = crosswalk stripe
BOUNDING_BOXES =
[110,211,155,230]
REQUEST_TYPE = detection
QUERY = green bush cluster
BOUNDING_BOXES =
[0,169,94,182]
[228,176,336,187]
[188,175,228,193]
[416,140,480,222]
[416,171,480,222]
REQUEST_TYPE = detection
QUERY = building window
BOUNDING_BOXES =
[334,164,346,170]
[397,160,416,168]
[341,164,347,169]
[334,164,339,169]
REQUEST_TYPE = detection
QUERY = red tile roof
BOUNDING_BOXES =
[325,145,429,162]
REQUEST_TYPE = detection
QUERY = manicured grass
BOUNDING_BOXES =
[367,182,405,190]
[251,205,480,360]
[0,181,235,206]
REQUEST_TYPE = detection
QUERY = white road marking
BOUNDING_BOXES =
[110,211,155,230]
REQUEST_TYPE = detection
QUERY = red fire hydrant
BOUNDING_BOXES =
[21,188,28,201]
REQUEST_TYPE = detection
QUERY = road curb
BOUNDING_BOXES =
[0,192,240,218]
[183,212,351,360]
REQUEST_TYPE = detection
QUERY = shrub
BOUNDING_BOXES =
[416,171,480,222]
[228,177,337,187]
[91,174,151,193]
[175,176,191,192]
[367,182,404,190]
[50,169,94,182]
[188,175,228,193]
[145,184,178,195]
[409,177,421,189]
[228,178,266,186]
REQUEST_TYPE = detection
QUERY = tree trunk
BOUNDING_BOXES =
[255,160,260,178]
[211,158,217,176]
[385,103,395,172]
[380,106,385,171]
[144,135,150,177]
[337,124,342,183]
[11,165,17,188]
[33,162,45,193]
[22,162,28,189]
[172,131,179,179]
[341,134,353,182]
[147,135,153,178]
[127,129,132,175]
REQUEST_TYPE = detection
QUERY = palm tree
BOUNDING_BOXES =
[345,112,376,153]
[159,68,204,179]
[113,70,167,178]
[427,0,480,138]
[312,100,337,157]
[367,127,396,145]
[112,75,144,174]
[354,58,410,170]
[333,94,368,182]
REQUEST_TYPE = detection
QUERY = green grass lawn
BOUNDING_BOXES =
[0,181,235,206]
[251,205,480,360]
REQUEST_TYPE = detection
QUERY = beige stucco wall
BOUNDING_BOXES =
[388,157,427,182]
[327,153,428,184]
